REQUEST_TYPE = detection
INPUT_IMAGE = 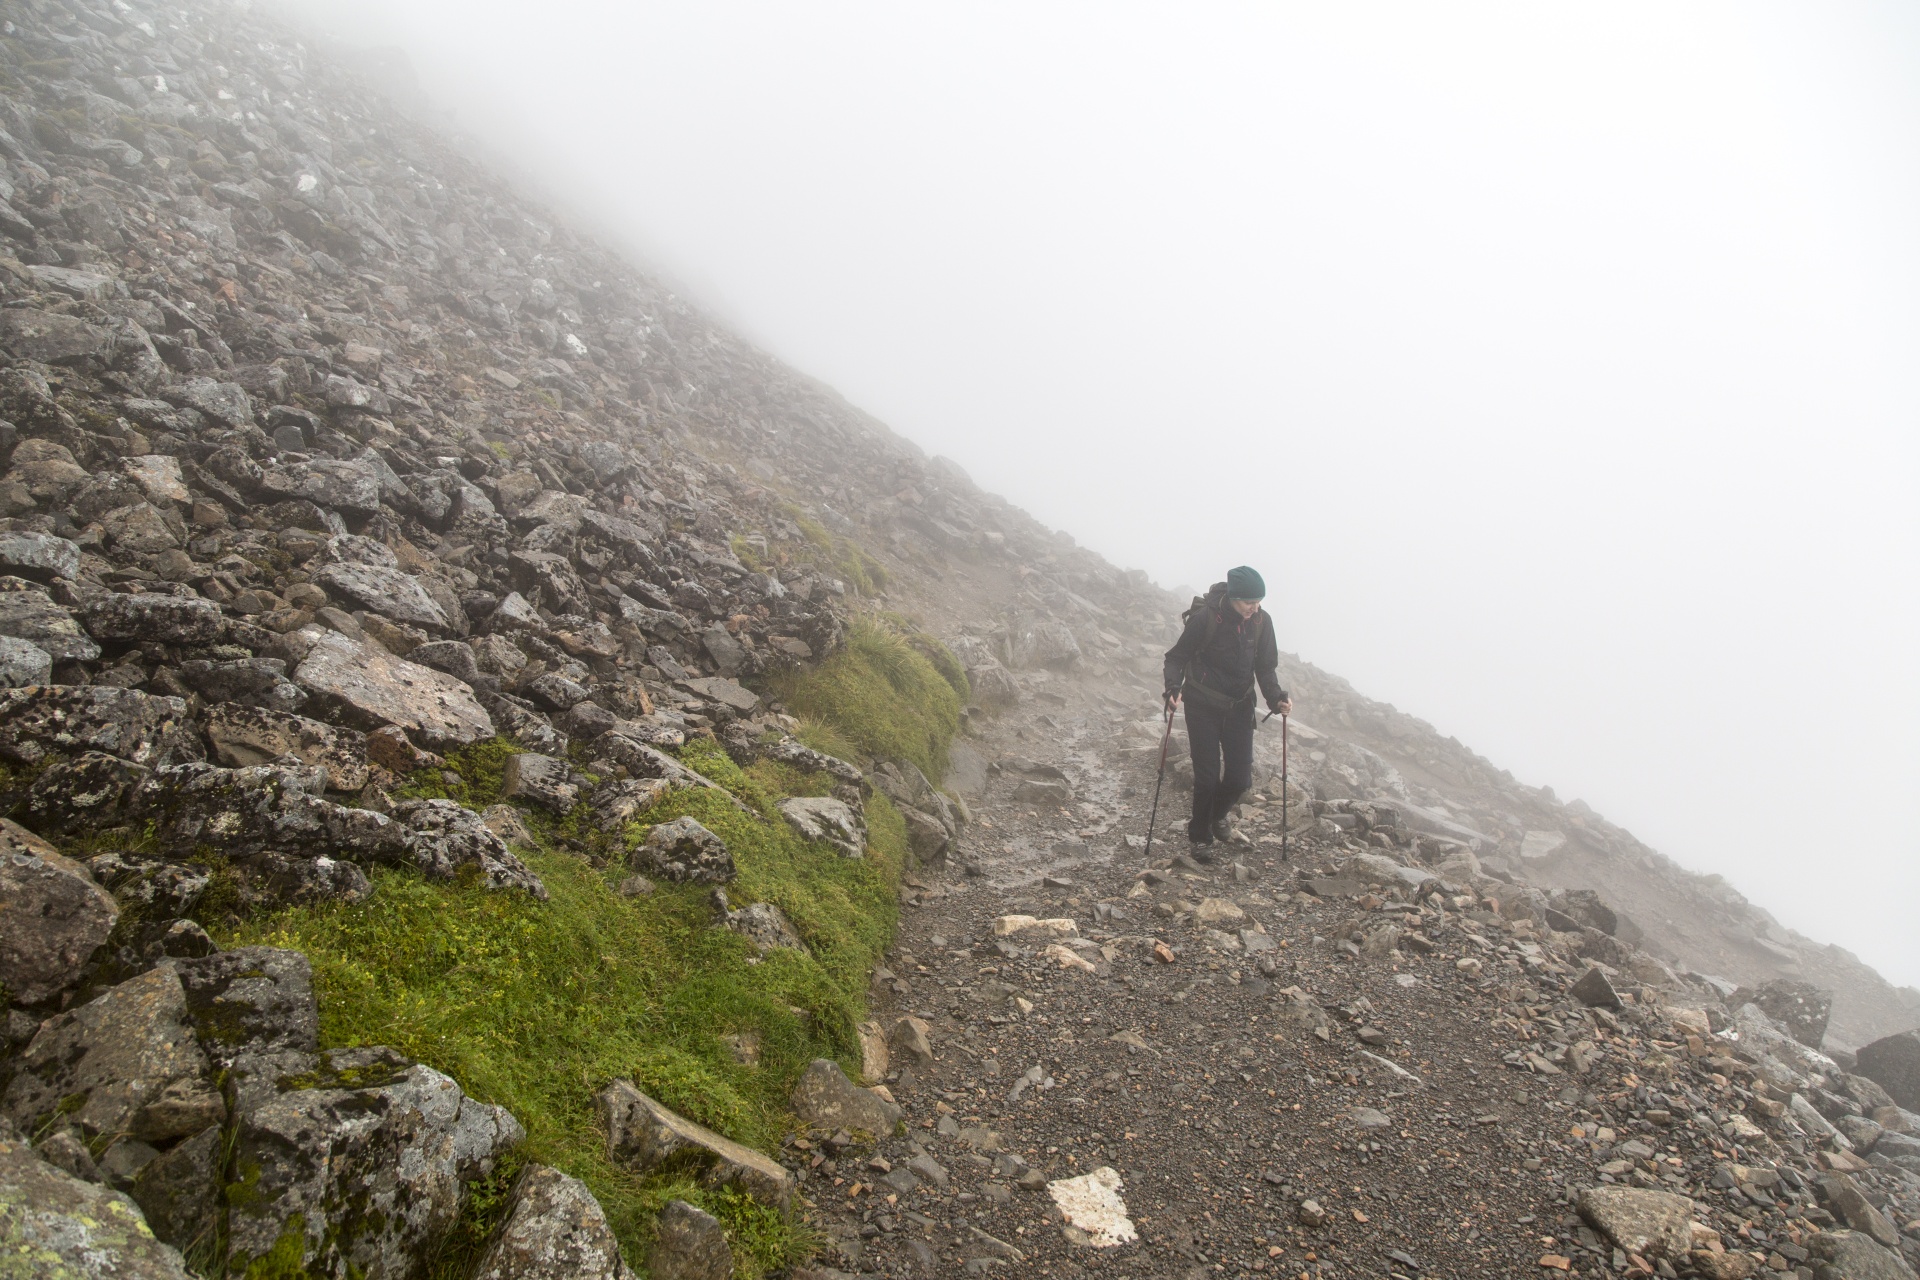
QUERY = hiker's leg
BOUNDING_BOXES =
[1184,701,1223,843]
[1210,701,1257,826]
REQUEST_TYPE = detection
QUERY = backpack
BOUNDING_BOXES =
[1177,584,1268,710]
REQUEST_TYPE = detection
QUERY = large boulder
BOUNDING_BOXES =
[633,817,734,884]
[0,587,101,661]
[0,530,81,582]
[650,1199,733,1280]
[0,1122,196,1280]
[203,703,370,790]
[1728,979,1833,1050]
[226,1045,523,1277]
[314,561,452,631]
[288,626,494,748]
[391,799,548,897]
[789,1058,903,1136]
[1807,1230,1913,1280]
[471,1163,636,1280]
[0,685,203,766]
[1855,1030,1920,1112]
[82,593,228,647]
[1,965,223,1152]
[0,818,117,1005]
[176,657,307,715]
[595,1080,795,1208]
[174,947,318,1067]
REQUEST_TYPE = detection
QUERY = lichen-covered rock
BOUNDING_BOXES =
[289,625,495,748]
[82,593,227,647]
[202,703,370,790]
[314,560,451,630]
[776,795,866,858]
[587,777,672,830]
[789,1058,904,1136]
[0,818,118,1005]
[0,587,101,662]
[1,965,223,1150]
[129,1123,221,1259]
[391,799,548,897]
[471,1163,637,1280]
[1576,1185,1694,1261]
[0,685,203,767]
[633,816,733,884]
[0,530,81,582]
[0,1122,197,1280]
[176,657,307,715]
[175,947,318,1067]
[650,1199,734,1280]
[501,751,583,812]
[225,1046,525,1279]
[714,891,807,954]
[595,1080,794,1208]
[0,634,52,686]
[1807,1230,1913,1280]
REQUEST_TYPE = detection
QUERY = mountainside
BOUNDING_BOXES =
[0,0,1916,1277]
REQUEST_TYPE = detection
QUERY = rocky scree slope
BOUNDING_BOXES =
[0,0,1913,1277]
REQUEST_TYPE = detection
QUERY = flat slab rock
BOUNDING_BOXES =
[596,1079,794,1208]
[1576,1185,1695,1260]
[0,684,203,766]
[291,626,494,748]
[203,702,370,791]
[776,795,866,858]
[649,1199,733,1280]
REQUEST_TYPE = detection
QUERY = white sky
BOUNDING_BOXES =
[289,0,1920,989]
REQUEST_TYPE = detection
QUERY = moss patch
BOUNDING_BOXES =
[774,617,964,778]
[222,735,912,1279]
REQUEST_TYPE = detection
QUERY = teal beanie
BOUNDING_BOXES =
[1226,565,1266,600]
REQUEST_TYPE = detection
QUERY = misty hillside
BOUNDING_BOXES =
[0,0,1916,1277]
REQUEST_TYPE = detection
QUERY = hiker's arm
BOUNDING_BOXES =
[1257,614,1289,711]
[1162,615,1203,703]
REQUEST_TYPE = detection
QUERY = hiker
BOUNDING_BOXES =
[1163,566,1290,859]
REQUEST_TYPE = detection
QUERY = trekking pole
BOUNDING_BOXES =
[1142,700,1176,863]
[1281,711,1290,863]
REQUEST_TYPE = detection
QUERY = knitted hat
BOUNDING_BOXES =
[1226,565,1266,600]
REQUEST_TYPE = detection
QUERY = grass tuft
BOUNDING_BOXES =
[774,618,964,778]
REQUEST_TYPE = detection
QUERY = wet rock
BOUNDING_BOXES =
[289,626,494,748]
[1,964,223,1148]
[790,1058,903,1136]
[1807,1230,1912,1280]
[1576,1185,1694,1261]
[651,1199,734,1280]
[776,795,866,858]
[0,587,101,661]
[0,1124,196,1280]
[1011,776,1073,805]
[501,751,583,812]
[0,818,117,1005]
[472,1163,637,1280]
[203,703,370,790]
[225,1045,525,1279]
[83,593,227,647]
[634,816,734,883]
[595,1080,795,1207]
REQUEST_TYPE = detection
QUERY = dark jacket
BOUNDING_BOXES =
[1163,584,1286,709]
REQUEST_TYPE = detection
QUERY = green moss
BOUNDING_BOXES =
[221,733,913,1278]
[240,1217,317,1280]
[774,618,963,778]
[425,1152,526,1280]
[390,738,524,809]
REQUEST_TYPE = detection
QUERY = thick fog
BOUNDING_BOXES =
[284,1,1920,987]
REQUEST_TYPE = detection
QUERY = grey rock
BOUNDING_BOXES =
[680,676,759,714]
[0,634,51,686]
[1855,1030,1920,1112]
[0,1125,196,1279]
[789,1058,903,1136]
[0,307,113,364]
[391,799,548,897]
[203,703,370,790]
[0,684,203,767]
[776,795,866,858]
[177,657,306,714]
[525,671,591,712]
[897,803,951,861]
[409,639,483,684]
[966,660,1020,709]
[163,376,254,427]
[175,947,318,1067]
[589,777,672,830]
[259,456,382,516]
[0,530,80,581]
[651,1199,734,1280]
[1011,776,1073,805]
[1817,1173,1901,1248]
[129,1123,221,1257]
[595,1080,795,1207]
[501,751,582,813]
[0,588,101,661]
[34,1126,103,1182]
[1575,1185,1694,1261]
[471,1163,637,1280]
[1569,965,1623,1010]
[225,1045,524,1280]
[635,816,734,883]
[715,891,806,954]
[700,627,748,677]
[0,817,117,1004]
[291,626,494,748]
[1,964,223,1147]
[315,561,451,630]
[1728,979,1833,1050]
[1807,1230,1912,1280]
[83,593,226,647]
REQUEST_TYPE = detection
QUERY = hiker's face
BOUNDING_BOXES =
[1231,598,1261,619]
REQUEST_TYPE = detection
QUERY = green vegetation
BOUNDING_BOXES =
[222,731,910,1278]
[780,503,890,595]
[775,617,965,779]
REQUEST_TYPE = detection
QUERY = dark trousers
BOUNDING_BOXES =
[1184,696,1254,841]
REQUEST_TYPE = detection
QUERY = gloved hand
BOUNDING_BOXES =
[1268,696,1292,716]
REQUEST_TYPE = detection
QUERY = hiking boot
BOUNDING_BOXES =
[1186,839,1216,865]
[1209,817,1235,845]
